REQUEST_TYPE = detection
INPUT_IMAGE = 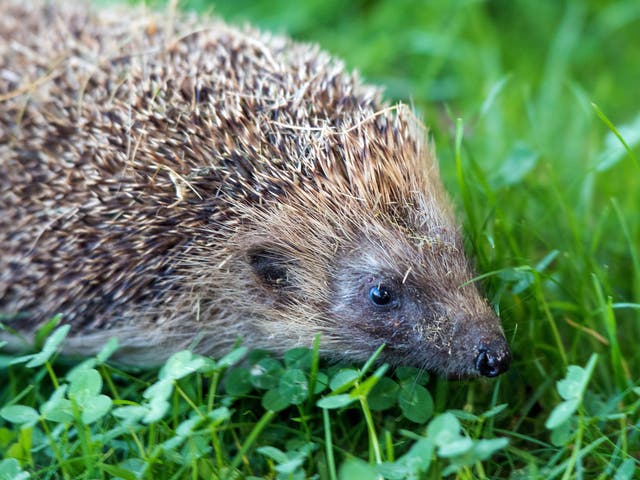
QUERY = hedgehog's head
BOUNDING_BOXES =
[230,105,509,378]
[241,200,510,378]
[232,124,510,377]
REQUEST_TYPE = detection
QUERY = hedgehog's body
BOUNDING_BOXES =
[0,1,510,377]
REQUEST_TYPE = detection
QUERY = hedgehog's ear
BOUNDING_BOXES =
[247,247,294,290]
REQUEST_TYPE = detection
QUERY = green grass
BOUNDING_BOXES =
[2,0,640,478]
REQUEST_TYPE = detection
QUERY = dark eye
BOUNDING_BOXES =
[369,285,395,306]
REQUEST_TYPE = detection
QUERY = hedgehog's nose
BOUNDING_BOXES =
[475,341,511,377]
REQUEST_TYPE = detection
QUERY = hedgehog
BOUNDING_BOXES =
[0,1,511,377]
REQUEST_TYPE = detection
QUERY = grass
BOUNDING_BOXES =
[1,0,640,478]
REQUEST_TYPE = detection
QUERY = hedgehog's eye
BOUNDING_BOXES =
[369,285,395,307]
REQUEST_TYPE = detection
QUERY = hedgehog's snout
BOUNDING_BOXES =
[449,309,511,377]
[475,338,511,377]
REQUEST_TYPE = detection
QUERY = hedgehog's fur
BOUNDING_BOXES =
[0,1,510,377]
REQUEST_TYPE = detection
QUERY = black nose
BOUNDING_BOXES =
[475,345,511,377]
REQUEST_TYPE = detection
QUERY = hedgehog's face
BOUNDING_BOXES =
[324,233,511,378]
[243,217,510,378]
